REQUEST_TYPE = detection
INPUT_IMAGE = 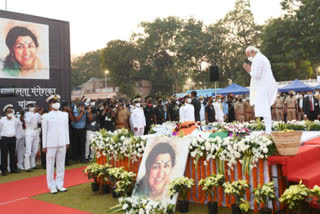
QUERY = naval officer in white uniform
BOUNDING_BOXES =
[41,95,69,194]
[130,97,146,136]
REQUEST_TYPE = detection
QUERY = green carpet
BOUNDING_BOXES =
[33,182,256,214]
[0,162,88,184]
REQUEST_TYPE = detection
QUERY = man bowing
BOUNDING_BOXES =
[243,46,278,134]
[42,95,69,194]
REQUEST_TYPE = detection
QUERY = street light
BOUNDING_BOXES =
[187,78,192,83]
[105,70,109,88]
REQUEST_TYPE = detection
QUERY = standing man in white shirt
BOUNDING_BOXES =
[243,46,278,134]
[0,104,21,176]
[179,95,195,122]
[42,95,69,194]
[24,103,41,172]
[15,111,25,171]
[130,97,146,136]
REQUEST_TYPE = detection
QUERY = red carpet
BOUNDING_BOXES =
[0,198,91,214]
[0,166,90,204]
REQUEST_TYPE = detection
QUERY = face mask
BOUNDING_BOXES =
[115,104,118,108]
[29,107,35,112]
[99,106,104,110]
[91,102,95,107]
[176,101,179,104]
[309,94,313,97]
[243,99,246,102]
[248,57,254,62]
[187,98,192,103]
[7,113,14,118]
[136,103,141,107]
[200,100,204,104]
[52,103,60,110]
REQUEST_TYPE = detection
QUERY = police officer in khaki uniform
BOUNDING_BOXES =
[284,91,298,121]
[271,102,277,121]
[244,98,251,122]
[275,93,284,121]
[234,96,245,123]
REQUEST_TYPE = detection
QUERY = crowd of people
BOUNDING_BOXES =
[1,88,320,178]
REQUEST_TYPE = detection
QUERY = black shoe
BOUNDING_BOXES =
[2,171,8,176]
[11,169,21,173]
[33,166,40,170]
[26,169,33,172]
[80,160,89,163]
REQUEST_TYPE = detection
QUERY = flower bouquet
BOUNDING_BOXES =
[198,174,225,214]
[310,185,320,206]
[223,180,250,214]
[107,196,175,214]
[279,180,310,213]
[169,176,194,213]
[253,182,276,214]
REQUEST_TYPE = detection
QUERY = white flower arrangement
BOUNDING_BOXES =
[107,196,174,214]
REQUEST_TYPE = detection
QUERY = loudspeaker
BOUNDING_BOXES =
[209,64,219,82]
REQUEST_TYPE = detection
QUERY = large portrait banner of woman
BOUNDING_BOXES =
[0,17,49,79]
[132,136,191,205]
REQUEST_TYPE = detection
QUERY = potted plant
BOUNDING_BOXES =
[199,174,225,214]
[279,180,310,214]
[223,180,250,214]
[83,163,104,192]
[106,167,125,198]
[169,176,194,213]
[253,182,276,214]
[114,171,136,197]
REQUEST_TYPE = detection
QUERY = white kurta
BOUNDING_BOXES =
[213,102,224,122]
[179,103,195,122]
[249,52,278,117]
[41,110,69,191]
[200,103,205,122]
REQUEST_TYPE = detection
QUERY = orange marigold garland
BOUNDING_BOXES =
[252,166,258,212]
[206,159,212,203]
[230,167,236,205]
[245,173,250,202]
[200,158,207,204]
[212,159,217,203]
[191,158,198,202]
[259,159,265,209]
[224,164,231,208]
[197,157,202,203]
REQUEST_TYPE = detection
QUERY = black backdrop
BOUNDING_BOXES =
[0,10,71,111]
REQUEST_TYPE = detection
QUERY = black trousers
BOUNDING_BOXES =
[0,137,17,172]
[71,128,86,161]
[307,111,317,121]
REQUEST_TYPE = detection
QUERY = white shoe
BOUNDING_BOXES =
[50,189,58,194]
[57,187,68,192]
[18,167,25,171]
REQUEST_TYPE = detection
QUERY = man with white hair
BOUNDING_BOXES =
[243,46,278,134]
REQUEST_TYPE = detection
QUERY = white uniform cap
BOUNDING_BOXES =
[46,94,61,103]
[3,104,13,112]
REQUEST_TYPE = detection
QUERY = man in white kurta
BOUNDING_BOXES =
[243,46,278,134]
[42,95,69,194]
[199,96,205,122]
[130,98,146,136]
[24,103,41,172]
[179,95,195,122]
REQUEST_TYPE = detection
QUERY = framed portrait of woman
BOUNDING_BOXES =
[132,136,191,205]
[0,17,49,79]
